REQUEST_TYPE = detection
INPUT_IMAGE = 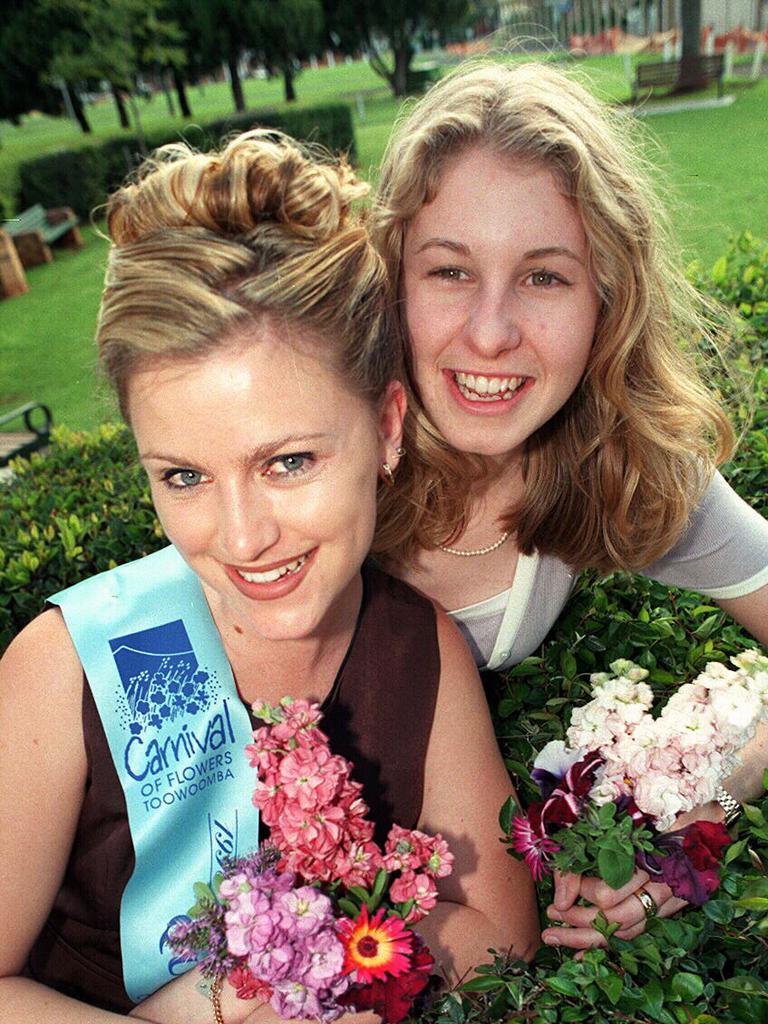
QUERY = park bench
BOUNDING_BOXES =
[5,204,83,269]
[0,401,53,468]
[632,53,725,102]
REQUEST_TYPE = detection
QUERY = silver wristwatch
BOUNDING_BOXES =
[715,785,741,826]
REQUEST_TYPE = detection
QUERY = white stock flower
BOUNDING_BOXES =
[710,685,762,740]
[731,650,768,674]
[633,772,689,826]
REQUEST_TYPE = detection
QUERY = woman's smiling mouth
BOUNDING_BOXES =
[224,549,317,600]
[452,371,528,402]
[235,552,311,583]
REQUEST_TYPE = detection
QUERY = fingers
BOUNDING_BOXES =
[552,870,582,911]
[575,869,650,910]
[542,881,684,951]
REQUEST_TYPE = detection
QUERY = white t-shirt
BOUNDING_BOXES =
[448,472,768,671]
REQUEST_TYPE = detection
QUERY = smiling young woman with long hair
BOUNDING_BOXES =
[371,59,768,951]
[0,130,537,1024]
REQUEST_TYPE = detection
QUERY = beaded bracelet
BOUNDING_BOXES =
[211,974,225,1024]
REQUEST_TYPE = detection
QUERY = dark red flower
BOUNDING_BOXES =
[564,751,603,798]
[339,943,434,1023]
[683,820,732,872]
[540,792,580,831]
[659,844,721,906]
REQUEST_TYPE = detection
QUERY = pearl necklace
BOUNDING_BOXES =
[439,531,510,558]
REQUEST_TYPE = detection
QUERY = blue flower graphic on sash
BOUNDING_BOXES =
[109,619,214,733]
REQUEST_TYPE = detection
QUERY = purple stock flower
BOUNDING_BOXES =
[302,930,346,988]
[271,981,327,1020]
[278,886,334,935]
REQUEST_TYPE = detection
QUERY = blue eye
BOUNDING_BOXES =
[163,468,204,489]
[266,453,313,477]
[528,270,566,287]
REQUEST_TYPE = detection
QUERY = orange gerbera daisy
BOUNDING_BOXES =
[337,906,414,984]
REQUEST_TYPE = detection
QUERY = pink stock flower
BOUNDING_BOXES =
[425,836,454,879]
[389,871,438,922]
[227,964,273,1001]
[279,747,345,811]
[383,826,427,872]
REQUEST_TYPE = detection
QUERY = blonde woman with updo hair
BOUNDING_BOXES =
[0,130,538,1023]
[372,61,768,950]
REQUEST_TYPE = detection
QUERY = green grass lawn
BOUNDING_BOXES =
[1,55,765,430]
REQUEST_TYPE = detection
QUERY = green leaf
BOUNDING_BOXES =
[743,803,766,827]
[459,976,505,993]
[724,837,748,865]
[671,972,704,1001]
[347,885,371,903]
[499,795,518,834]
[711,255,728,283]
[716,975,768,995]
[596,973,623,1004]
[371,868,388,901]
[337,897,361,918]
[735,897,768,911]
[598,842,635,890]
[545,976,580,997]
[641,978,665,1018]
[702,899,735,925]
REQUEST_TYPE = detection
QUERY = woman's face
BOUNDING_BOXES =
[402,146,600,462]
[129,327,404,642]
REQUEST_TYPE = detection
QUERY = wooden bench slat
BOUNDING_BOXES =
[633,54,725,101]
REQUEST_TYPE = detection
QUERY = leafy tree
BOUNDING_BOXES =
[323,0,468,97]
[253,0,324,102]
[186,0,256,112]
[0,1,65,127]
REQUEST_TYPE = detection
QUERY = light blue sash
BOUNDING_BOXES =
[50,545,259,1003]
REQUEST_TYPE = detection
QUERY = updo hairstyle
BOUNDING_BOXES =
[97,130,395,419]
[373,60,734,573]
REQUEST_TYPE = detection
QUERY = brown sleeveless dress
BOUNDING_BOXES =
[25,562,440,1013]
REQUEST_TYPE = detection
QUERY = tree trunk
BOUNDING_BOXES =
[159,70,176,116]
[392,37,411,97]
[283,62,296,102]
[172,67,192,117]
[68,84,92,133]
[228,54,245,112]
[678,0,704,91]
[110,83,130,129]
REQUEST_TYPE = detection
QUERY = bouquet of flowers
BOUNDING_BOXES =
[170,697,453,1023]
[506,651,768,906]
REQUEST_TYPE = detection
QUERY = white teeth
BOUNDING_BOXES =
[237,554,308,584]
[453,371,525,401]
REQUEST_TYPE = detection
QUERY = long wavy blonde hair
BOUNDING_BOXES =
[98,130,397,417]
[372,60,734,572]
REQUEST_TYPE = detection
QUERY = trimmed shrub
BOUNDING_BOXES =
[16,103,356,219]
[0,423,162,651]
[18,146,107,221]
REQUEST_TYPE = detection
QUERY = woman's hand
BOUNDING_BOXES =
[541,869,687,950]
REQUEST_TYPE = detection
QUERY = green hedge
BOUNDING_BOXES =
[1,235,767,1022]
[17,103,357,219]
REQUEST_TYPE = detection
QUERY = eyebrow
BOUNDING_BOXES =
[414,238,585,265]
[140,432,331,467]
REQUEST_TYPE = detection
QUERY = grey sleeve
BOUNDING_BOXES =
[644,471,768,598]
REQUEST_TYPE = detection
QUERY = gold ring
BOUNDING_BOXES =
[633,886,657,919]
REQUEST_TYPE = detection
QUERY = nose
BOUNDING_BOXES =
[217,481,280,564]
[463,285,522,359]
